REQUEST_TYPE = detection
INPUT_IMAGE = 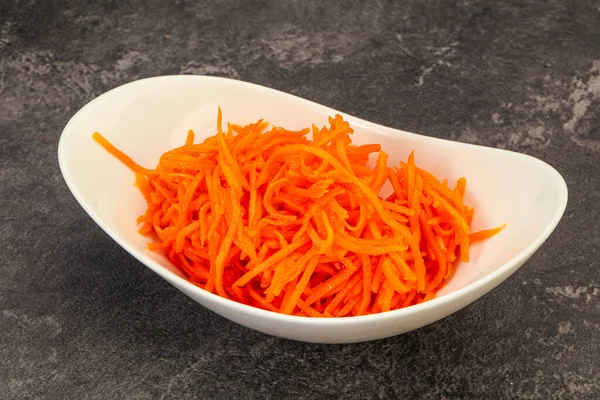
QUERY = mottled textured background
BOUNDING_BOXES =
[1,0,599,399]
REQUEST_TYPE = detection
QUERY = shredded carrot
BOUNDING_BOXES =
[470,224,506,243]
[92,109,504,317]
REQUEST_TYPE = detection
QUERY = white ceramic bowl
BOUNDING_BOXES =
[58,76,568,343]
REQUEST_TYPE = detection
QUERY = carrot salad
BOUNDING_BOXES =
[93,109,503,317]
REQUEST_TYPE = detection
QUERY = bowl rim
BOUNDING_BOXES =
[57,75,569,326]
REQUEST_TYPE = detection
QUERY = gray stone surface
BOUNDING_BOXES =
[1,0,599,398]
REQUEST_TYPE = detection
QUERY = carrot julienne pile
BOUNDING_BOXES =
[93,109,503,317]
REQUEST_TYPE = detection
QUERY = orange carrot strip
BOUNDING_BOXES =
[456,177,466,198]
[336,295,361,317]
[419,213,448,292]
[280,255,320,314]
[381,258,409,293]
[358,254,373,315]
[233,236,311,287]
[470,224,506,243]
[324,270,363,315]
[185,129,195,146]
[303,269,354,308]
[92,132,152,175]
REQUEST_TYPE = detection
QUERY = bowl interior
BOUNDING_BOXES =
[58,76,567,341]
